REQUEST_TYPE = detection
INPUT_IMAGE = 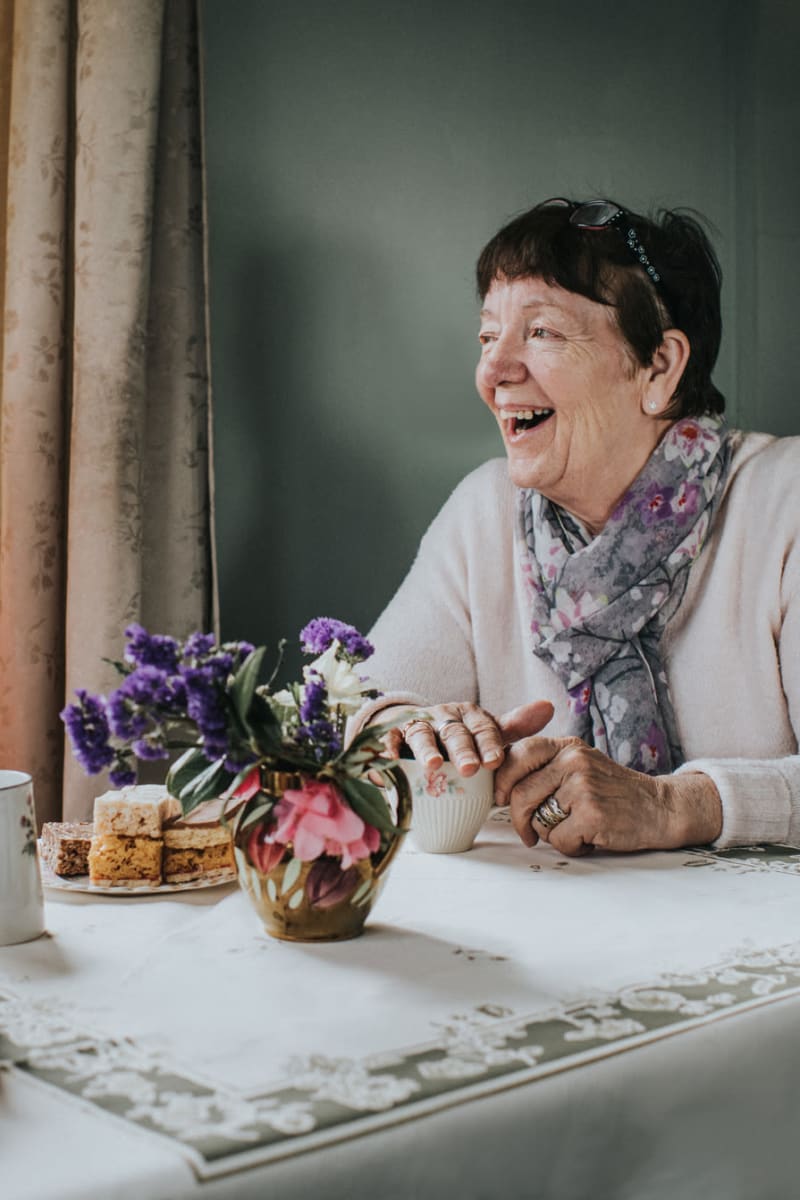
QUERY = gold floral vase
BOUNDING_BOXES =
[232,767,412,942]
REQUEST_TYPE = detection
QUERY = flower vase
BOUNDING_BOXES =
[232,767,412,942]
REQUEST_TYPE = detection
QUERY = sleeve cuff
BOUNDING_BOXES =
[675,758,793,848]
[346,691,428,743]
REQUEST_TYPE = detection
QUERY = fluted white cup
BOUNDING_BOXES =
[399,761,494,853]
[0,771,45,946]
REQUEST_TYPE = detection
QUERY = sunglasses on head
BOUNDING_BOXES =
[540,197,664,290]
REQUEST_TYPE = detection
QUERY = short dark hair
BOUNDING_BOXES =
[476,199,725,418]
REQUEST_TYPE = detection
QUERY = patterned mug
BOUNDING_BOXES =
[0,770,45,946]
[399,760,495,853]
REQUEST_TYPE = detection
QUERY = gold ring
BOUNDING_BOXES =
[435,719,462,737]
[533,796,569,830]
[400,717,434,740]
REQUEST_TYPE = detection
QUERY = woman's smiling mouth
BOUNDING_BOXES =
[500,407,554,437]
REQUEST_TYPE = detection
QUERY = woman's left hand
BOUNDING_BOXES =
[494,736,723,855]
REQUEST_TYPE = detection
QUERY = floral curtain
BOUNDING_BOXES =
[0,0,216,823]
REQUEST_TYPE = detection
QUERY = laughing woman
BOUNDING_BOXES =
[357,198,800,856]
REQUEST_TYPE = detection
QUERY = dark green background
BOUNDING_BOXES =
[203,0,798,668]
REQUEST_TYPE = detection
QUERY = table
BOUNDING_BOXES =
[3,812,800,1200]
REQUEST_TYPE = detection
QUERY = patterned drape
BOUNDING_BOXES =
[0,0,216,822]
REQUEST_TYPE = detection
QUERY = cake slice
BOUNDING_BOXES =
[40,822,93,876]
[88,834,163,886]
[93,783,180,839]
[162,823,234,883]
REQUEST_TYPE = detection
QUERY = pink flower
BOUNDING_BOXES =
[246,824,286,874]
[272,779,380,867]
[233,765,262,802]
[424,769,447,798]
[306,859,360,909]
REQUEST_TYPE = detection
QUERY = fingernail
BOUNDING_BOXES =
[423,751,443,767]
[484,749,503,765]
[458,756,480,773]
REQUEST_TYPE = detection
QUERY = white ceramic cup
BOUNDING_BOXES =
[0,770,45,946]
[399,760,495,853]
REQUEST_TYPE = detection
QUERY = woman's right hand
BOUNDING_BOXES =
[378,700,555,776]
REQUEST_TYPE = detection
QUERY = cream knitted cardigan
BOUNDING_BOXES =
[359,431,800,848]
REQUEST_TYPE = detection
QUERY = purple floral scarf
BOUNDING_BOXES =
[518,415,732,775]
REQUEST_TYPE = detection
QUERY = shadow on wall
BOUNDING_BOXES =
[217,232,451,679]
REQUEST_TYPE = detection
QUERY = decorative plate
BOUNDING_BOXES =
[39,851,236,896]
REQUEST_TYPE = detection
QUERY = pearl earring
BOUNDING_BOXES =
[648,400,659,411]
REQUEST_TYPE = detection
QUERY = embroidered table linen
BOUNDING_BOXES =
[2,816,800,1199]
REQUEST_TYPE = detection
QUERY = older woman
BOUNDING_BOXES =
[358,198,800,856]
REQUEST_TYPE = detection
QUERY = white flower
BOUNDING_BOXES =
[305,641,365,713]
[270,688,297,707]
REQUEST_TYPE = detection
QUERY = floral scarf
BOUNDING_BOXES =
[518,415,732,775]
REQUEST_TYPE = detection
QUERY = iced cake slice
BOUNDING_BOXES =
[93,784,180,839]
[40,822,93,876]
[88,834,163,886]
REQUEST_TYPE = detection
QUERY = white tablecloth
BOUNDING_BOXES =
[3,814,800,1199]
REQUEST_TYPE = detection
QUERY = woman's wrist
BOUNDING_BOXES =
[661,771,723,847]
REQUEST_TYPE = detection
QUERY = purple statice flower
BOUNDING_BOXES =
[182,664,231,760]
[223,639,255,663]
[294,674,341,760]
[124,624,181,673]
[131,735,169,761]
[109,759,137,788]
[223,746,258,775]
[299,675,328,725]
[183,632,253,668]
[106,666,180,739]
[60,690,114,775]
[300,617,374,662]
[182,631,217,660]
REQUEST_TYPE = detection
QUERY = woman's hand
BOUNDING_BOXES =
[378,701,555,775]
[494,736,723,854]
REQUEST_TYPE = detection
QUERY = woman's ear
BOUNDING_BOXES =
[642,328,691,415]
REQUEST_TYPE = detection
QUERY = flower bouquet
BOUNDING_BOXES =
[62,617,410,940]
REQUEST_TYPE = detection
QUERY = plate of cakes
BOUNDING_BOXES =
[39,785,237,894]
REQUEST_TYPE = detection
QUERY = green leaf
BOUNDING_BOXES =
[101,656,131,678]
[238,801,274,831]
[339,775,399,837]
[265,638,287,690]
[178,756,232,815]
[351,878,373,906]
[345,718,400,752]
[248,692,284,755]
[281,856,302,893]
[166,746,208,798]
[229,647,266,731]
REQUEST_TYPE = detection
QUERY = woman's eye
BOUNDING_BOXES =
[478,332,497,346]
[530,327,553,339]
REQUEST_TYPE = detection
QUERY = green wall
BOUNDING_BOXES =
[203,0,798,666]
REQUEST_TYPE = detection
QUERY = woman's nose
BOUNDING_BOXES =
[478,341,527,389]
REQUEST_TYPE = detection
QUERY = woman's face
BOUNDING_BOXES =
[476,275,671,533]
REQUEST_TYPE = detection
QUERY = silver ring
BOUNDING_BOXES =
[533,796,568,830]
[435,719,462,737]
